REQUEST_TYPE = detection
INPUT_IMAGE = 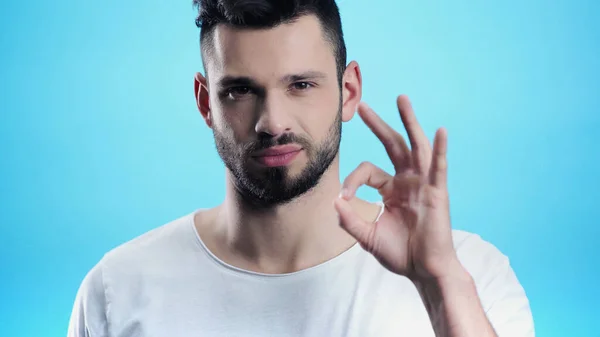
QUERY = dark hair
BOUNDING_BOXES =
[192,0,347,84]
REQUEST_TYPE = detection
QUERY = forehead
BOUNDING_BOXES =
[205,15,337,82]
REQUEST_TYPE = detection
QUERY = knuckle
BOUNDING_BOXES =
[388,144,405,160]
[437,157,447,171]
[344,162,371,186]
[358,161,373,171]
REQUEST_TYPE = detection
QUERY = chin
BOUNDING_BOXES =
[284,162,308,176]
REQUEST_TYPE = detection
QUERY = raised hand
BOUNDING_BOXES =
[334,95,461,282]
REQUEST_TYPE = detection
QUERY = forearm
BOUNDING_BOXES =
[413,265,497,337]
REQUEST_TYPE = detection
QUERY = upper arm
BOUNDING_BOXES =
[481,254,535,337]
[67,260,110,337]
[455,232,535,337]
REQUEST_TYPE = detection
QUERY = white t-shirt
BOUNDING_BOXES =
[68,209,535,337]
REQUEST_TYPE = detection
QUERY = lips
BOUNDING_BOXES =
[253,145,302,157]
[251,145,303,167]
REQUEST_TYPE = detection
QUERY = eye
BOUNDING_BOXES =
[291,82,313,91]
[225,86,253,100]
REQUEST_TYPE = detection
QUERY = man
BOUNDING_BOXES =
[68,1,535,336]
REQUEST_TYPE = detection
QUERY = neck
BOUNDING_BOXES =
[212,159,380,274]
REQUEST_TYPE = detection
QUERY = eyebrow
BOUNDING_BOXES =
[281,71,328,84]
[217,76,257,89]
[216,70,328,88]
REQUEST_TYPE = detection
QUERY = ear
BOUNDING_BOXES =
[194,72,212,128]
[340,61,362,123]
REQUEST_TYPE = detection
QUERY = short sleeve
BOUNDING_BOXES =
[483,255,535,336]
[454,232,535,337]
[67,260,110,337]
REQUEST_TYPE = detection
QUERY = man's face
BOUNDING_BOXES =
[203,15,346,206]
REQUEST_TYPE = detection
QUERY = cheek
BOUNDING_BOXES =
[215,106,256,143]
[303,91,340,139]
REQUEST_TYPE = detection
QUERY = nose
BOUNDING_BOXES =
[254,94,292,137]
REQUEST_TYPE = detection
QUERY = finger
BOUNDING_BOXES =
[357,102,411,172]
[340,161,393,200]
[429,128,448,187]
[397,95,432,173]
[334,197,374,248]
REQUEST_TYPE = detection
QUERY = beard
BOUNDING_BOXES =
[213,104,342,208]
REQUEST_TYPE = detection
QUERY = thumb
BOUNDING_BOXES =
[334,197,374,248]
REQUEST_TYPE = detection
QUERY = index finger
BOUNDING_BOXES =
[357,102,411,172]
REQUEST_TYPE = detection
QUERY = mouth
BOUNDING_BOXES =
[251,145,303,167]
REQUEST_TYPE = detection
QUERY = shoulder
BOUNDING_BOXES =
[451,229,519,298]
[101,211,198,269]
[76,210,199,295]
[67,211,199,336]
[452,229,509,270]
[451,230,535,336]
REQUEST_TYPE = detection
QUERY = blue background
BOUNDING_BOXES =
[1,0,598,336]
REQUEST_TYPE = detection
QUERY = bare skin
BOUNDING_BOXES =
[194,195,380,274]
